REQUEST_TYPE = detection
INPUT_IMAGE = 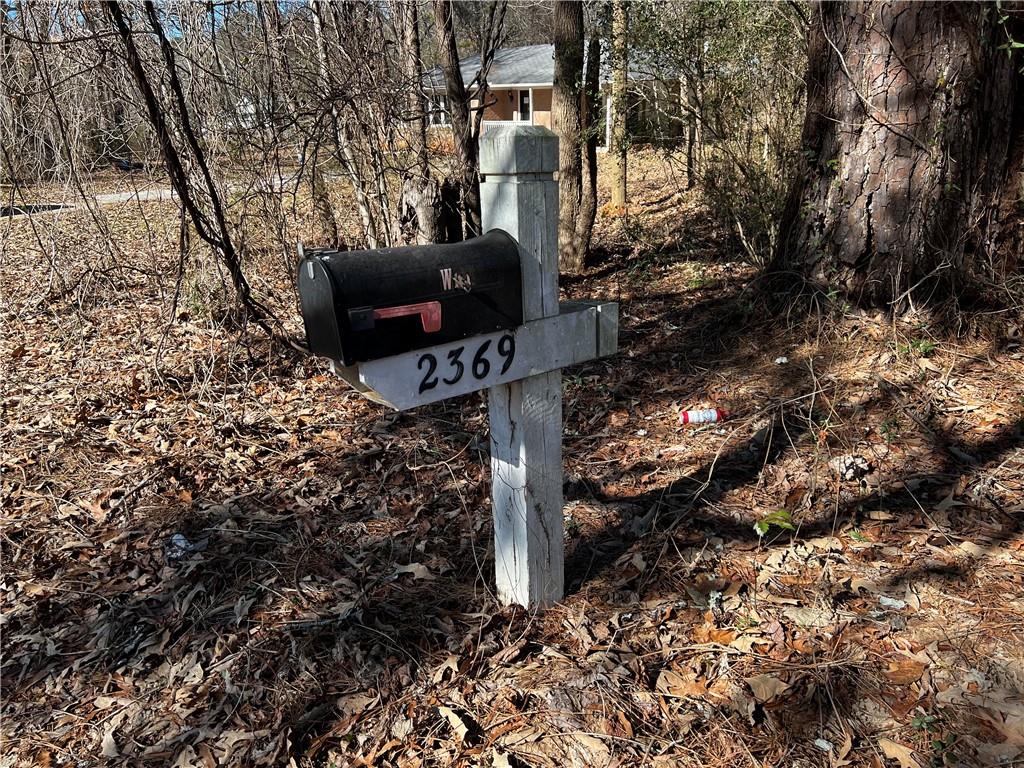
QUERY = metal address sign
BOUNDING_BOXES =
[337,302,617,411]
[416,332,516,394]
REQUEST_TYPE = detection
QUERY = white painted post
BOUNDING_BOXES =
[479,126,563,608]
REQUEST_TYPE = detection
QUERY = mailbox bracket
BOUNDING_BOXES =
[331,301,617,412]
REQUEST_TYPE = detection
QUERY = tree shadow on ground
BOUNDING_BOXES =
[558,268,1023,763]
[1,478,522,760]
[5,249,1022,765]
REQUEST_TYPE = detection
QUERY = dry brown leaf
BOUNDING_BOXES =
[394,562,435,580]
[692,624,737,644]
[729,634,767,652]
[438,706,469,743]
[656,669,707,698]
[878,738,922,768]
[883,657,927,686]
[832,728,854,767]
[100,727,119,758]
[339,692,377,717]
[782,605,834,628]
[431,654,460,683]
[616,710,634,738]
[744,673,790,702]
[958,541,988,559]
[571,732,610,759]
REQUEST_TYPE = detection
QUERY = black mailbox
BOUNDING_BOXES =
[298,229,523,365]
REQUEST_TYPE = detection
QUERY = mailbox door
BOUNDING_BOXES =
[298,258,345,363]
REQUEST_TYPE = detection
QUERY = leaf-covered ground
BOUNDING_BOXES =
[2,155,1024,767]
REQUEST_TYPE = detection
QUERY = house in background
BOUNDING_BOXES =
[425,44,554,134]
[425,43,685,146]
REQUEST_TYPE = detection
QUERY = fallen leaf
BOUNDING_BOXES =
[744,673,790,702]
[101,727,119,758]
[657,669,707,698]
[692,624,737,644]
[833,728,854,767]
[391,714,413,740]
[783,605,835,628]
[729,634,767,652]
[438,706,469,743]
[338,691,376,717]
[866,510,896,521]
[884,657,927,686]
[395,563,435,580]
[431,654,460,684]
[878,737,922,768]
[879,595,907,610]
[958,541,988,559]
[571,732,610,759]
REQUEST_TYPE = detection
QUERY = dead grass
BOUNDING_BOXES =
[2,150,1024,767]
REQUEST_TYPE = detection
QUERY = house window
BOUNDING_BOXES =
[429,94,451,126]
[518,89,531,122]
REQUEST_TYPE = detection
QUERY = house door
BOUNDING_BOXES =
[517,89,532,123]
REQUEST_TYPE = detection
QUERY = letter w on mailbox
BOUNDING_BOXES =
[298,230,523,366]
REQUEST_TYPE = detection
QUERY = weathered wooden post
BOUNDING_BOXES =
[479,126,564,607]
[296,124,616,611]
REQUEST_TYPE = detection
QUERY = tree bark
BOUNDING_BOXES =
[104,1,279,337]
[433,0,480,239]
[776,1,1024,308]
[578,35,601,257]
[262,2,339,247]
[683,69,702,189]
[553,0,584,272]
[397,0,440,245]
[311,1,380,249]
[609,0,629,209]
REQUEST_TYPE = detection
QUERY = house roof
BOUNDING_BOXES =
[424,43,659,91]
[425,44,555,90]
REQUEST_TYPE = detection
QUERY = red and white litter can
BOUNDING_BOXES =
[679,408,728,425]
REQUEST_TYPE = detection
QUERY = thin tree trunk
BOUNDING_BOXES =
[262,2,339,247]
[397,1,439,244]
[683,78,697,189]
[610,0,628,209]
[433,0,480,239]
[104,1,279,336]
[553,0,584,272]
[311,1,379,248]
[577,34,601,257]
[256,3,322,249]
[775,0,1024,308]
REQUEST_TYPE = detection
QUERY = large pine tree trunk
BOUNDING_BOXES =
[553,0,585,272]
[777,1,1024,308]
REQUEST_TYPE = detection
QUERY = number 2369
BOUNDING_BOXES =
[417,334,515,394]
